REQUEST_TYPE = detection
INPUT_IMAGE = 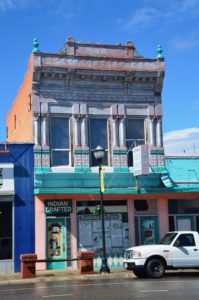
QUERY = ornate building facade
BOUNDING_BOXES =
[6,38,199,270]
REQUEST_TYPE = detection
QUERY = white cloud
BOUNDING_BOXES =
[0,0,32,11]
[193,100,199,109]
[172,32,199,50]
[125,7,160,30]
[163,128,199,156]
[121,0,199,32]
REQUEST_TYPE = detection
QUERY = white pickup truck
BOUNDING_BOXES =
[123,231,199,278]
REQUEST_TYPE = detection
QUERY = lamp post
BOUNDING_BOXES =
[94,146,110,273]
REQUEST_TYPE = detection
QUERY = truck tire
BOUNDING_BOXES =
[146,258,165,278]
[133,268,148,278]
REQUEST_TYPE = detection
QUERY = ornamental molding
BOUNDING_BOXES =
[39,56,164,73]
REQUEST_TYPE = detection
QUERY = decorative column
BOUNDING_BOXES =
[149,117,157,146]
[74,115,80,147]
[34,114,40,146]
[118,117,128,168]
[156,117,163,148]
[119,117,126,147]
[41,114,48,146]
[112,117,119,148]
[80,115,89,169]
[41,114,50,168]
[81,116,88,147]
[73,115,81,168]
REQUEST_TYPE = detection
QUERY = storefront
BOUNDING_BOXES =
[77,200,129,268]
[45,200,72,270]
[0,163,14,273]
[169,199,199,231]
[134,199,159,245]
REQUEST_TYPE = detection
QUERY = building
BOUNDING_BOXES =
[0,143,34,273]
[6,38,199,270]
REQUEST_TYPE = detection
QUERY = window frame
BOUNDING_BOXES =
[125,117,145,167]
[49,115,71,167]
[89,117,109,167]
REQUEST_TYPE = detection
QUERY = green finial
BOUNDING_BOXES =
[156,44,164,59]
[134,50,139,58]
[32,38,40,53]
[60,47,66,54]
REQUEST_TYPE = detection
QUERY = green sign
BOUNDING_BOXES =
[45,200,72,216]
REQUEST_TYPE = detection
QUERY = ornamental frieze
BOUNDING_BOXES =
[39,56,164,72]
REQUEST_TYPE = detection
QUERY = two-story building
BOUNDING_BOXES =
[6,38,199,270]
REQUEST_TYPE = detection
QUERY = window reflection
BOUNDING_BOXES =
[126,119,145,166]
[50,117,70,166]
[90,119,108,166]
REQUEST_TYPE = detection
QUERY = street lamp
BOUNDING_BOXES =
[94,145,110,273]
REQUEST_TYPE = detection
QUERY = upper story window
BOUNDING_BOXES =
[126,118,145,166]
[89,118,108,166]
[50,116,70,166]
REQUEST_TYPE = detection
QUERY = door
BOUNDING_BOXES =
[46,218,66,270]
[176,216,194,231]
[171,233,199,267]
[140,216,159,245]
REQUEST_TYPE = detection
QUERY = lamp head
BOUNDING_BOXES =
[94,146,105,164]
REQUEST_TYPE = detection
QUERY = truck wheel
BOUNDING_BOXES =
[146,258,165,278]
[133,268,148,278]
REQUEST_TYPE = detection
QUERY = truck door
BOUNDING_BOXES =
[171,233,199,267]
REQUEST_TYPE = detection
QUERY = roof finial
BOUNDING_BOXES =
[32,38,40,53]
[156,44,164,59]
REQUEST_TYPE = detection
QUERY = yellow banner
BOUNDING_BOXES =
[100,169,105,192]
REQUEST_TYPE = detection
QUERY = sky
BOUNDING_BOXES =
[0,0,199,155]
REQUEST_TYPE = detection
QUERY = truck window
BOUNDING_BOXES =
[175,234,196,247]
[159,232,178,245]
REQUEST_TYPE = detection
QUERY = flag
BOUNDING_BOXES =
[100,169,105,192]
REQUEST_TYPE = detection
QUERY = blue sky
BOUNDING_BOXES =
[0,0,199,155]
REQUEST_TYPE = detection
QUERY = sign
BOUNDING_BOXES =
[45,200,72,215]
[133,145,149,176]
[0,163,14,195]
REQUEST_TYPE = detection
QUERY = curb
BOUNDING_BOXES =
[0,271,135,286]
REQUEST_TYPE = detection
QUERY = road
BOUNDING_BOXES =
[0,273,199,299]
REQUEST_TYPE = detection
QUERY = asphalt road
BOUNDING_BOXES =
[1,273,199,300]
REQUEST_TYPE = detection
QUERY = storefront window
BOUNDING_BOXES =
[77,201,128,255]
[0,202,12,260]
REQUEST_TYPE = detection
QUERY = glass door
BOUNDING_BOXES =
[176,216,194,231]
[46,218,66,270]
[140,216,159,245]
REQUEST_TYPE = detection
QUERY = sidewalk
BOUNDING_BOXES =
[0,268,135,285]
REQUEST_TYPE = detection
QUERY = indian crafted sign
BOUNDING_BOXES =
[133,145,150,176]
[45,200,72,216]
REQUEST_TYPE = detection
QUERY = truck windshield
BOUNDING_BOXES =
[159,232,178,245]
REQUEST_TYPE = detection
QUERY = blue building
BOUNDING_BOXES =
[0,143,34,273]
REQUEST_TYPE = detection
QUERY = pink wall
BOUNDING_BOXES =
[158,198,169,239]
[71,200,78,269]
[35,195,46,270]
[128,199,135,247]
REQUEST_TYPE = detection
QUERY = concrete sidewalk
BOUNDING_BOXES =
[0,268,135,285]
